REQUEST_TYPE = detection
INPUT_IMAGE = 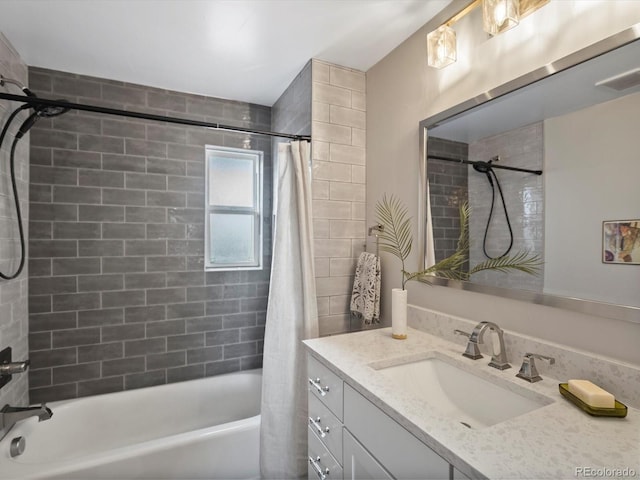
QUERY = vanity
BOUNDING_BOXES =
[304,317,640,479]
[307,352,453,480]
[303,23,640,480]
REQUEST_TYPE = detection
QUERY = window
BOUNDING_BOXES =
[205,146,263,271]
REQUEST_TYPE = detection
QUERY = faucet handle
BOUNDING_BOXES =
[453,329,470,338]
[516,353,555,383]
[454,329,483,360]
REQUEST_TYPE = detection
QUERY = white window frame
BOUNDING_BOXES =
[204,145,263,271]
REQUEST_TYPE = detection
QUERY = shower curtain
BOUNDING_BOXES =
[425,180,436,268]
[260,140,318,479]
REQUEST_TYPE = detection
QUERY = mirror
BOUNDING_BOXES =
[419,26,640,323]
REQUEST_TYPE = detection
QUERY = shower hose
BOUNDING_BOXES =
[473,161,514,259]
[0,105,30,279]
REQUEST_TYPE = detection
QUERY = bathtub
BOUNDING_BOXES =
[0,369,261,479]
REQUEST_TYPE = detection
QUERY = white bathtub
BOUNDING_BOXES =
[0,369,261,479]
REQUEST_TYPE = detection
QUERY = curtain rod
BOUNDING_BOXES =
[0,92,311,141]
[427,154,542,175]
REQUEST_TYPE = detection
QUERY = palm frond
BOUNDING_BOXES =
[374,194,542,290]
[405,248,468,283]
[455,201,470,254]
[375,194,413,263]
[469,251,543,276]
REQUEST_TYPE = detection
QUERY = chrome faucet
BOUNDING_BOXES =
[0,404,53,432]
[468,321,511,370]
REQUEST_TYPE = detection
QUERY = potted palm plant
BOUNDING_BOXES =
[375,194,541,339]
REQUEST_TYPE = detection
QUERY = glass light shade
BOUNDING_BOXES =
[427,25,457,69]
[483,0,520,36]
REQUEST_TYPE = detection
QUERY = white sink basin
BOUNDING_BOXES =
[373,355,552,429]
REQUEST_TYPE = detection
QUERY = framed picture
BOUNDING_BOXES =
[602,220,640,264]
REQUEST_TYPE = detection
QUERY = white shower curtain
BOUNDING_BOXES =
[425,180,436,268]
[260,140,318,479]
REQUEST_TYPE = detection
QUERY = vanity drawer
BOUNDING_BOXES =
[308,426,343,480]
[308,391,343,465]
[308,354,344,420]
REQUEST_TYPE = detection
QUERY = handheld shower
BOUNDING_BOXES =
[16,103,70,138]
[473,157,514,259]
[1,73,70,128]
[0,75,70,279]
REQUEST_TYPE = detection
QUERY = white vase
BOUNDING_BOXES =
[391,288,407,340]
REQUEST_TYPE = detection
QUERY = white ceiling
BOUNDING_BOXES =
[0,0,450,106]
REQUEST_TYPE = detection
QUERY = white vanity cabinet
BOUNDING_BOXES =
[308,355,344,480]
[307,354,460,480]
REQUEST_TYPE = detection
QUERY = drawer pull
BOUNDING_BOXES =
[309,416,330,438]
[308,377,330,396]
[308,455,330,480]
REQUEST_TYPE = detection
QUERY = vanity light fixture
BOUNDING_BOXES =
[427,0,549,69]
[427,0,480,69]
[483,0,519,36]
[427,25,457,69]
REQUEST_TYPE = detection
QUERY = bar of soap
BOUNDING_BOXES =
[568,379,615,408]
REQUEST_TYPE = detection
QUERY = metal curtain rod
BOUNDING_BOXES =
[427,154,542,175]
[0,92,311,141]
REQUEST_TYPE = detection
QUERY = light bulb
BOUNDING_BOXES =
[494,2,507,26]
[483,0,520,35]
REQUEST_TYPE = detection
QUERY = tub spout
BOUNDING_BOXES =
[1,404,53,431]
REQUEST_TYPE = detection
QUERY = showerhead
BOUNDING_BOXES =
[472,160,493,174]
[37,104,70,117]
[473,159,496,187]
[473,156,501,173]
[16,101,70,139]
[2,74,70,136]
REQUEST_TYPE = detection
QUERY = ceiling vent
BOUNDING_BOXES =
[595,67,640,91]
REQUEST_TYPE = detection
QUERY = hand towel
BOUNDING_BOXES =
[350,252,381,324]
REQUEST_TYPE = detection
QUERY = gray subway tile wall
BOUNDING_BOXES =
[27,67,272,403]
[426,137,469,262]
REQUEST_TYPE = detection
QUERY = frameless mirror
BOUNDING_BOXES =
[419,26,640,323]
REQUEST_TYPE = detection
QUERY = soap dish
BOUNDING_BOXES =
[559,383,627,418]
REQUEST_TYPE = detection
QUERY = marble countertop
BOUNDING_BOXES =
[304,327,640,480]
